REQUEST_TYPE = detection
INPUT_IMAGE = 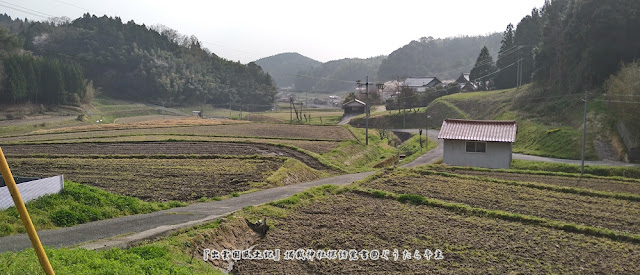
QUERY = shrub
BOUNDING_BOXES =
[50,208,89,227]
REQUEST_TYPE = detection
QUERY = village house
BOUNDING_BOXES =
[438,119,518,169]
[404,76,442,92]
[455,73,476,92]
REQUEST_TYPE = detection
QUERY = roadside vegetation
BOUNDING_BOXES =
[0,181,183,237]
[352,85,601,160]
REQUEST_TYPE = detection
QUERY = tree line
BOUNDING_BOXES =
[0,13,277,110]
[470,0,640,94]
[0,27,89,105]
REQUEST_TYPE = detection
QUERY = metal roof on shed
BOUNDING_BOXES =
[438,119,517,143]
[342,99,366,107]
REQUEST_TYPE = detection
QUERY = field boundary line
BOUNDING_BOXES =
[429,164,640,183]
[352,187,640,244]
[410,168,640,202]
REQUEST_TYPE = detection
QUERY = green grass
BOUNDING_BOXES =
[496,112,597,160]
[511,159,640,179]
[0,181,185,237]
[398,135,437,165]
[263,158,328,187]
[321,126,398,172]
[91,98,166,123]
[0,242,220,274]
[348,85,606,160]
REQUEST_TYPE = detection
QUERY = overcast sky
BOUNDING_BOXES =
[2,0,546,63]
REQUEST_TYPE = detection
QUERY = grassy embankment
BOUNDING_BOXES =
[0,181,184,237]
[351,85,606,160]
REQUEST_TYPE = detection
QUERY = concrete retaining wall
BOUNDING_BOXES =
[617,121,640,162]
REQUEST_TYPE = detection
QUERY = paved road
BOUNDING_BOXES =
[400,129,443,168]
[512,153,638,167]
[2,128,637,252]
[394,128,637,168]
[337,113,358,125]
[0,172,374,252]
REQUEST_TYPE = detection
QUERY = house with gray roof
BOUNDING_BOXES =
[404,76,442,92]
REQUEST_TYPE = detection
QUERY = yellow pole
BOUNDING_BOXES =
[0,147,54,275]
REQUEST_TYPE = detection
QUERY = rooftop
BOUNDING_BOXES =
[342,99,366,107]
[438,119,517,143]
[404,77,439,87]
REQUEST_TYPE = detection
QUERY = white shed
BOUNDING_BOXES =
[438,119,517,169]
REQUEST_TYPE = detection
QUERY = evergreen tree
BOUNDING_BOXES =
[469,46,496,90]
[513,8,542,86]
[494,24,517,89]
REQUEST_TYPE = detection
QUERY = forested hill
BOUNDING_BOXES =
[532,0,640,94]
[254,52,321,89]
[377,34,502,81]
[293,56,386,93]
[0,13,276,109]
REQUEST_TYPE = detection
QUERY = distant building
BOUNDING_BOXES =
[438,119,517,169]
[192,111,202,117]
[404,76,442,92]
[456,73,476,92]
[342,99,366,114]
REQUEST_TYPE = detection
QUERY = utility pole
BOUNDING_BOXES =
[425,107,430,148]
[581,91,588,176]
[356,77,371,145]
[403,89,407,129]
[289,96,293,124]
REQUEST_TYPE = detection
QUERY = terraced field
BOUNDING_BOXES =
[2,141,330,170]
[233,190,640,274]
[360,169,640,233]
[430,166,640,195]
[0,124,355,144]
[7,156,286,201]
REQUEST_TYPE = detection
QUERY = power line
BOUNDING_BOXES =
[53,0,103,16]
[0,3,49,19]
[0,0,55,18]
[473,61,517,81]
[439,44,536,80]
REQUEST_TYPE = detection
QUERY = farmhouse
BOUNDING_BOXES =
[455,73,477,92]
[342,99,366,114]
[404,76,442,92]
[438,119,517,169]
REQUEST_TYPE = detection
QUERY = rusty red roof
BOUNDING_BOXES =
[437,119,517,142]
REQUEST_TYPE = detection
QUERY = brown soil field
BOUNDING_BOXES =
[433,167,640,195]
[29,117,244,134]
[232,191,640,274]
[3,135,341,154]
[2,141,330,171]
[6,157,284,201]
[360,170,640,233]
[0,124,354,143]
